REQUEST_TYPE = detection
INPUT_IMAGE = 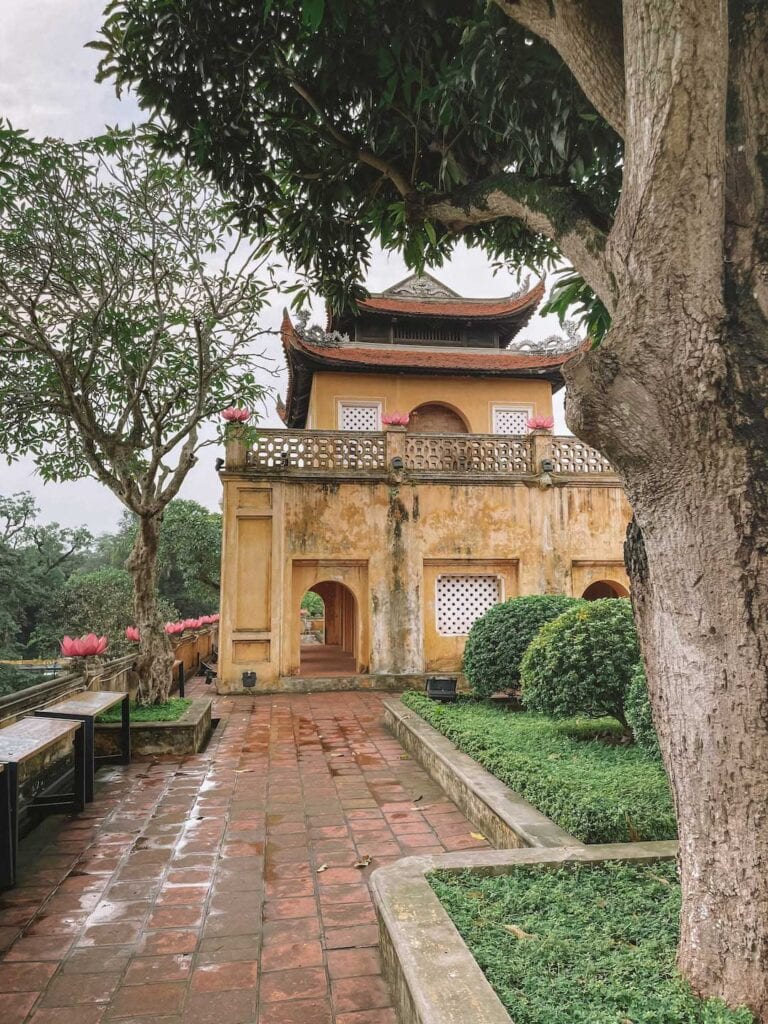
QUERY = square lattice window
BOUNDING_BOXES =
[492,406,531,435]
[435,575,502,636]
[339,402,381,431]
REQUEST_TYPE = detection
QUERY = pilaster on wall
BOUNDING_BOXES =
[218,475,280,692]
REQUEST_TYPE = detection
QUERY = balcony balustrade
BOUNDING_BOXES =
[232,428,615,480]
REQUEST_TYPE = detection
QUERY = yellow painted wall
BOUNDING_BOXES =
[306,371,554,432]
[217,468,631,691]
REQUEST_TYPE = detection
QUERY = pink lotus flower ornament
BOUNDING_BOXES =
[382,411,410,427]
[125,626,140,642]
[60,634,108,658]
[222,407,250,423]
[527,415,555,431]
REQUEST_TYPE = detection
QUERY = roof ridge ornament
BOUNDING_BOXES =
[383,271,459,299]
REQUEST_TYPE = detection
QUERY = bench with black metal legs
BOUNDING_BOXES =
[36,691,130,802]
[0,717,87,888]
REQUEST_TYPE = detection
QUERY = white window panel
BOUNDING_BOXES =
[492,406,531,435]
[436,575,502,636]
[338,402,381,431]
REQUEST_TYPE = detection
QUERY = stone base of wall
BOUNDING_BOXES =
[217,673,461,695]
[94,697,213,757]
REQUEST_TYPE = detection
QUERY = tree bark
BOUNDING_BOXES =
[126,513,175,704]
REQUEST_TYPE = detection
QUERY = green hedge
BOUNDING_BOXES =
[463,595,583,698]
[625,664,660,755]
[401,691,675,843]
[520,598,640,728]
[430,861,753,1024]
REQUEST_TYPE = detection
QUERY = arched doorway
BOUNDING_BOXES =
[582,580,630,600]
[408,402,469,434]
[299,581,359,676]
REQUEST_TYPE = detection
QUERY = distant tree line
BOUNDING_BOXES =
[0,493,221,661]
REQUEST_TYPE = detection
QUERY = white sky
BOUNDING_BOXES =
[1,0,569,533]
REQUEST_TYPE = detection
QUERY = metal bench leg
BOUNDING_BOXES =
[121,694,131,765]
[178,664,185,698]
[0,766,15,888]
[72,725,87,813]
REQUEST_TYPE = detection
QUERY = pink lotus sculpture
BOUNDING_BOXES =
[382,411,410,427]
[164,621,185,636]
[527,415,555,431]
[60,634,108,658]
[222,407,250,423]
[125,626,140,642]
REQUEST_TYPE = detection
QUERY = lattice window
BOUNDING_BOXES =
[492,406,531,435]
[338,402,381,431]
[435,575,502,636]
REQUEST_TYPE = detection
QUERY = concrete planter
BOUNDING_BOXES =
[383,699,578,850]
[94,697,213,757]
[371,842,678,1024]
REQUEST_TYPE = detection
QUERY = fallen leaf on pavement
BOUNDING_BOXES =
[354,855,373,868]
[470,832,487,842]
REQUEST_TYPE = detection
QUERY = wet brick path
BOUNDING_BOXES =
[0,688,487,1023]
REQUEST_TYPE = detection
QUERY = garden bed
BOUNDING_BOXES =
[430,859,753,1024]
[94,696,212,756]
[399,692,676,843]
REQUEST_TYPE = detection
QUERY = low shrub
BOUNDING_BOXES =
[463,594,583,698]
[430,861,753,1024]
[520,598,640,729]
[97,697,191,723]
[626,664,660,755]
[401,691,675,843]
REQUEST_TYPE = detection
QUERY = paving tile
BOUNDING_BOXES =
[0,690,491,1024]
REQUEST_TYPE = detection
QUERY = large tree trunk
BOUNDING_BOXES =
[566,299,768,1019]
[126,513,175,704]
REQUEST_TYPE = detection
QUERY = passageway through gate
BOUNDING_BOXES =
[582,579,630,599]
[300,580,359,676]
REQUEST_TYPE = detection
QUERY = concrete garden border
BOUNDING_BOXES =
[95,696,213,757]
[371,841,678,1024]
[383,699,578,849]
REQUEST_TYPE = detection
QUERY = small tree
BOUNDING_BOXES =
[463,594,582,698]
[520,599,640,730]
[0,127,275,702]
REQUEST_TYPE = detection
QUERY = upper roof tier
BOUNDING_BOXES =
[331,271,545,348]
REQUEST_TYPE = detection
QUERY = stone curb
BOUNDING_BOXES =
[371,841,678,1024]
[383,699,579,850]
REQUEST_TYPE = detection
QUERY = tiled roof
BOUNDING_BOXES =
[280,312,577,427]
[357,279,546,319]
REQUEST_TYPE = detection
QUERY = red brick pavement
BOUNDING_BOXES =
[0,687,487,1023]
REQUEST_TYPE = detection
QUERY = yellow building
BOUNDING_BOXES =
[217,272,630,693]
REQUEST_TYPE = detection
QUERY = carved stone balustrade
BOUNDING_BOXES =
[225,428,616,481]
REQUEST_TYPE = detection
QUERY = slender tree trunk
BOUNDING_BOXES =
[126,513,174,704]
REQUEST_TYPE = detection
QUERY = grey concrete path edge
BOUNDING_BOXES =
[371,842,679,1024]
[383,699,579,850]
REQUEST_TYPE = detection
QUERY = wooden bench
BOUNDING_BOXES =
[0,717,87,888]
[200,658,217,685]
[36,691,130,802]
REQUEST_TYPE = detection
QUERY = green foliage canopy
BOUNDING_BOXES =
[95,0,620,333]
[463,594,583,698]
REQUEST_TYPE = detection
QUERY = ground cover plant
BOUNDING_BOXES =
[429,860,753,1024]
[97,697,191,723]
[401,691,675,843]
[463,595,583,698]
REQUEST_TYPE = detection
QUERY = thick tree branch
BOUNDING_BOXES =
[422,175,615,312]
[495,0,625,136]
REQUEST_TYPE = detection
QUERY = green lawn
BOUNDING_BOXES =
[97,697,191,723]
[401,692,676,843]
[430,861,752,1024]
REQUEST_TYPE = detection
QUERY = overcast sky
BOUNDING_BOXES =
[1,0,569,533]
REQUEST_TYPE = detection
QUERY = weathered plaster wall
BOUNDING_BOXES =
[307,372,554,432]
[217,471,631,692]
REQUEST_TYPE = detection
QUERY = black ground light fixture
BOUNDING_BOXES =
[242,671,257,689]
[425,676,458,703]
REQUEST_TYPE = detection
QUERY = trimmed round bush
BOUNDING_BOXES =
[463,595,583,698]
[625,664,660,755]
[520,598,640,728]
